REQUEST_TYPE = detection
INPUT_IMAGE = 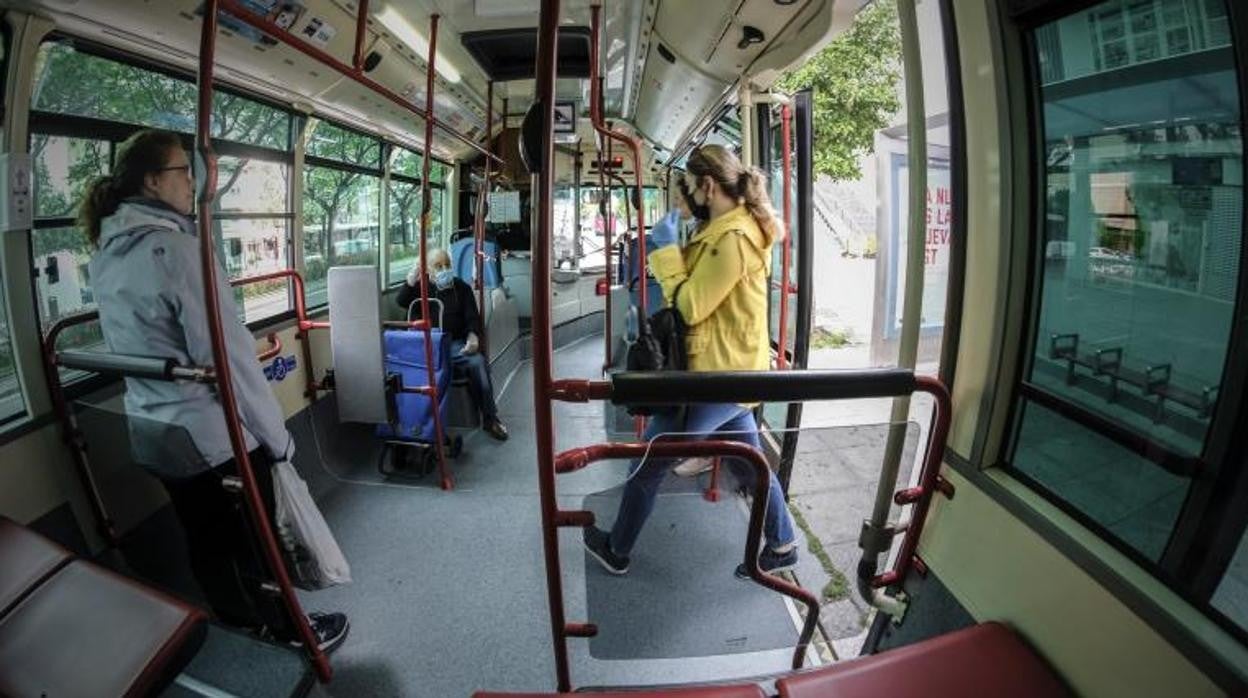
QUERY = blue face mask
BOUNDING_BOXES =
[434,268,454,290]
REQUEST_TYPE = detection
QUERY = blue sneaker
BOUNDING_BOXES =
[735,546,798,580]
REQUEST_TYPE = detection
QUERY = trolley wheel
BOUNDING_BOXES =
[420,448,437,476]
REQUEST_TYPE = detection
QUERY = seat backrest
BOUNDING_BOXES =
[328,265,387,424]
[0,516,72,617]
[0,518,207,698]
[451,237,502,289]
[473,685,766,698]
[776,623,1071,698]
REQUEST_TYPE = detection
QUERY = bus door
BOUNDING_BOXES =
[757,91,814,494]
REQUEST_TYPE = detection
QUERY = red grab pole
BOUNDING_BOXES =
[196,1,331,682]
[531,0,573,690]
[475,80,495,356]
[777,103,793,370]
[417,13,452,491]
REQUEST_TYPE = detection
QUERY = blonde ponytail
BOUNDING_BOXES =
[685,144,785,246]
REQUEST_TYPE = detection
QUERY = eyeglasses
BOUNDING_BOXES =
[157,165,192,175]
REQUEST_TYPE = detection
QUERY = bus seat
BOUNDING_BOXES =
[775,622,1071,698]
[0,515,72,616]
[451,236,502,289]
[0,517,207,698]
[473,685,766,698]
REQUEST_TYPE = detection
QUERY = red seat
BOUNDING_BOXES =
[0,515,72,616]
[0,519,208,698]
[474,685,766,698]
[776,622,1070,698]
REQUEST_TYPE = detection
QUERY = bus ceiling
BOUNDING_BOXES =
[17,0,844,164]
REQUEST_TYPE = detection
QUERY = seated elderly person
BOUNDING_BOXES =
[397,249,508,441]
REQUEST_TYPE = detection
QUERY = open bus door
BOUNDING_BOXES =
[757,90,814,495]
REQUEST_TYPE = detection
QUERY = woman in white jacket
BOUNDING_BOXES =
[81,130,347,652]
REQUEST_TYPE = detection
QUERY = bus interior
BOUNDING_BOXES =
[1,0,1248,696]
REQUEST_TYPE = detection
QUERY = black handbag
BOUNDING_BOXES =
[625,281,688,416]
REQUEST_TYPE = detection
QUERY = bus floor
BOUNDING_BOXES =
[280,335,822,696]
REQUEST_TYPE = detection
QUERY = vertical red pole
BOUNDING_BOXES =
[596,78,612,371]
[197,0,330,682]
[704,456,722,502]
[534,0,570,690]
[778,104,793,370]
[475,80,494,357]
[351,0,370,70]
[418,14,452,490]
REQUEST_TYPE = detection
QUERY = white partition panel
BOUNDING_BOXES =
[328,266,387,424]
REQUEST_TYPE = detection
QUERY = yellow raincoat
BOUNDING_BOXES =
[647,205,773,373]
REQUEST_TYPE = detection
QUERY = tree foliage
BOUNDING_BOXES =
[30,42,292,263]
[777,0,902,181]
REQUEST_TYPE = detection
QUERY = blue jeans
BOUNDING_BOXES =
[450,340,498,420]
[608,403,796,556]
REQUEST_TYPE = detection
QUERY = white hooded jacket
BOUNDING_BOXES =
[89,199,293,476]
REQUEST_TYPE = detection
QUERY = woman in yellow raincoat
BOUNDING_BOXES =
[584,145,798,579]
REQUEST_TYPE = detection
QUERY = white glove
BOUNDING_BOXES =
[461,332,480,355]
[406,263,420,287]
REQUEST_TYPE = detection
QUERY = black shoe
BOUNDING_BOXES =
[584,525,629,575]
[484,418,509,441]
[290,612,349,654]
[734,546,798,580]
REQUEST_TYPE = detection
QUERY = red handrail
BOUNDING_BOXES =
[40,309,116,546]
[256,333,282,362]
[230,269,324,399]
[197,1,331,682]
[216,0,501,165]
[589,5,648,318]
[870,374,953,589]
[598,82,612,372]
[553,439,820,671]
[777,103,793,370]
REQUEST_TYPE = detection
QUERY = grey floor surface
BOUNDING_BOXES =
[292,335,806,696]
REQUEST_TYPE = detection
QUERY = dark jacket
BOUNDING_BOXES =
[396,277,481,342]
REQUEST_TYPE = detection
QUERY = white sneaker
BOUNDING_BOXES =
[673,457,714,477]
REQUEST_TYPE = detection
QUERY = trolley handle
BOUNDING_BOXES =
[406,297,446,329]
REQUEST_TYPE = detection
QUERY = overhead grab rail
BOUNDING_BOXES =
[216,0,502,166]
[197,2,332,681]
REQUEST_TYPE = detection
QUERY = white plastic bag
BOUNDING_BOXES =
[272,460,352,589]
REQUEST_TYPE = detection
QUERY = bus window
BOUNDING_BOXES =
[1009,0,1240,562]
[0,27,19,427]
[387,148,447,286]
[30,40,300,333]
[302,119,382,307]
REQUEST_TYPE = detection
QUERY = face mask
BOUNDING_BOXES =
[433,268,454,290]
[679,178,711,222]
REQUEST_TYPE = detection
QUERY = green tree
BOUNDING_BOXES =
[777,0,902,181]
